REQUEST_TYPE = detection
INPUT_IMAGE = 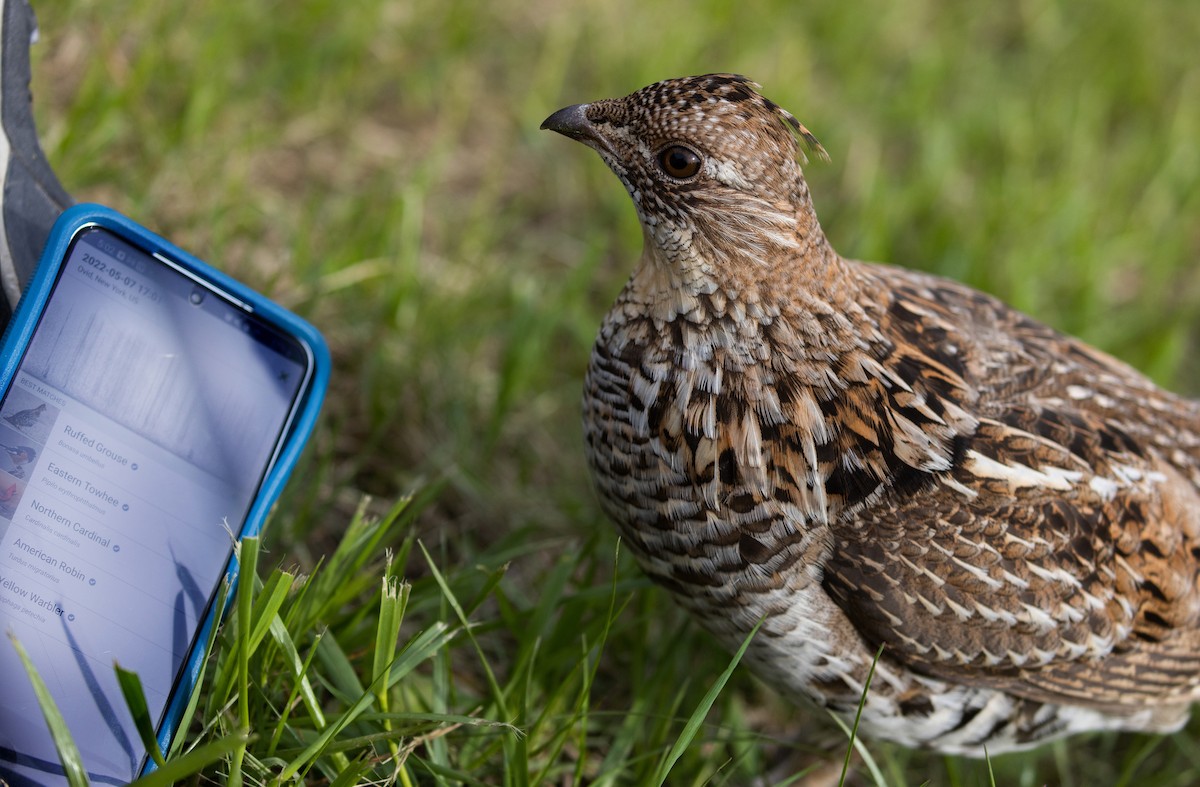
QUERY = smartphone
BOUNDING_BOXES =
[0,205,329,784]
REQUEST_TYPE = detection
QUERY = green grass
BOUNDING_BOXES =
[22,0,1200,783]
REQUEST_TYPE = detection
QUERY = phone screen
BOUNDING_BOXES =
[0,226,313,784]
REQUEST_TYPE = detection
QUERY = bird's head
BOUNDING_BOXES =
[542,74,830,292]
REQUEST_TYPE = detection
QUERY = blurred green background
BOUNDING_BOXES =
[30,0,1200,783]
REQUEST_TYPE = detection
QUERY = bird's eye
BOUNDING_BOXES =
[657,145,702,179]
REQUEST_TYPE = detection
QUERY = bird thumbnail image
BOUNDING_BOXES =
[0,389,59,444]
[0,476,25,519]
[4,402,46,431]
[544,74,1200,755]
[0,442,37,479]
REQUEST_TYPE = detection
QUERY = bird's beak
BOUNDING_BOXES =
[540,102,618,161]
[540,103,592,140]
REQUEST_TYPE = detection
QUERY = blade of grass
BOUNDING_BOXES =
[417,540,510,717]
[1115,735,1169,786]
[246,568,296,658]
[373,575,410,699]
[228,535,260,787]
[115,663,165,768]
[830,643,887,787]
[650,619,763,787]
[128,731,251,787]
[826,716,887,787]
[8,632,89,787]
[374,567,411,778]
[289,493,431,636]
[277,621,457,782]
[209,565,293,707]
[168,580,230,760]
[274,714,516,758]
[315,629,366,702]
[266,621,326,757]
[416,540,521,786]
[573,539,628,785]
[328,758,374,787]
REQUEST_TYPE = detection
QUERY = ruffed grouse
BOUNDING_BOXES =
[542,74,1200,756]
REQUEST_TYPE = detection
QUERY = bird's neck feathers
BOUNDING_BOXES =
[629,181,859,331]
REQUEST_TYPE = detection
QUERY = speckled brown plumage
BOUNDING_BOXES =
[542,74,1200,755]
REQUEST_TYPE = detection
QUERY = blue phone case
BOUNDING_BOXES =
[0,203,330,773]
